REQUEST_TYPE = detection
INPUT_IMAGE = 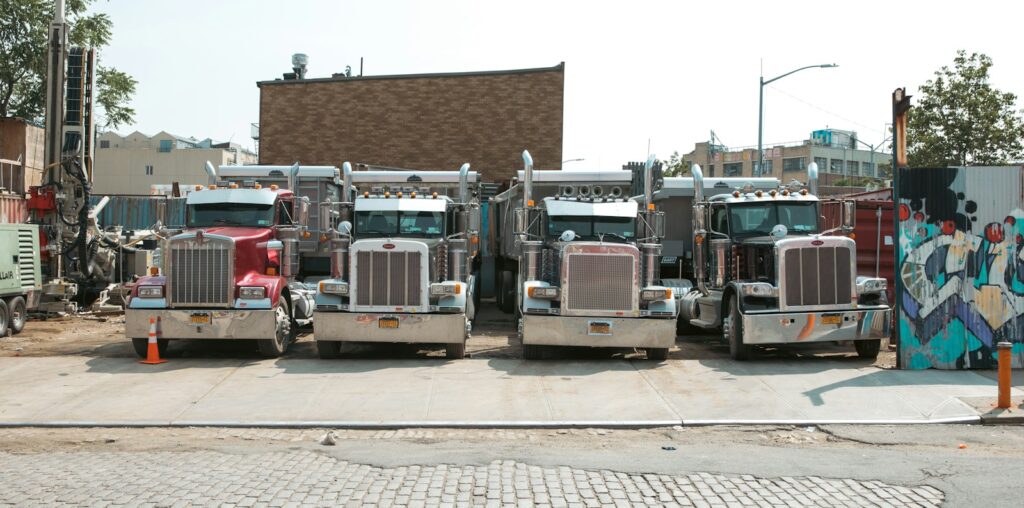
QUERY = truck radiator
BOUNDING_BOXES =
[167,238,232,307]
[355,251,422,307]
[17,228,36,289]
[565,253,634,312]
[783,246,853,307]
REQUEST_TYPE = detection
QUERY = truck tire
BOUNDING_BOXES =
[445,341,466,359]
[499,271,515,314]
[8,296,27,334]
[131,338,169,358]
[854,339,881,360]
[258,301,292,358]
[645,347,669,361]
[0,299,8,337]
[317,340,342,359]
[724,295,752,361]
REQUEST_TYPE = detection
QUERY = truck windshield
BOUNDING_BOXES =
[728,202,819,237]
[548,215,635,242]
[188,203,275,227]
[355,211,445,237]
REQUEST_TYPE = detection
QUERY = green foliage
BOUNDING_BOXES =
[662,151,690,177]
[908,51,1024,167]
[0,0,134,128]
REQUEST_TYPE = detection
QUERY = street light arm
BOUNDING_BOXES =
[763,64,837,85]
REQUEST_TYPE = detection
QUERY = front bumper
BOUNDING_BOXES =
[125,308,278,340]
[523,315,675,348]
[740,308,890,345]
[314,312,467,344]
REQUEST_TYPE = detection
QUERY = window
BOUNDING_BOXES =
[708,165,715,177]
[727,202,820,237]
[783,157,805,172]
[754,160,774,174]
[847,160,859,175]
[814,157,828,172]
[548,216,635,242]
[188,203,274,227]
[355,211,445,237]
[724,162,743,176]
[862,162,875,176]
[144,165,154,175]
[99,140,110,149]
[830,159,844,173]
[159,139,172,152]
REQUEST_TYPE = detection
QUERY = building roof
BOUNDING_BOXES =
[257,62,565,87]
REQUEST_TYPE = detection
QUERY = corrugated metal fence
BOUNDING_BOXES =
[897,166,1024,369]
[90,195,186,230]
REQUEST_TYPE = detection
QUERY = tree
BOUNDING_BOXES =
[662,151,690,177]
[908,51,1024,167]
[0,0,135,128]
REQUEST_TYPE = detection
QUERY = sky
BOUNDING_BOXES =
[95,0,1024,169]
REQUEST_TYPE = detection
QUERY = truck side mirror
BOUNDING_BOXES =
[842,200,856,231]
[295,197,310,227]
[338,220,352,236]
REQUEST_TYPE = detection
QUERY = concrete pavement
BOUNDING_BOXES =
[0,357,1017,426]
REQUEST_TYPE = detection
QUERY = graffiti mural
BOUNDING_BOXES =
[898,166,1024,369]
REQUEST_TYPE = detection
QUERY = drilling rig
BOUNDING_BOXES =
[30,0,116,311]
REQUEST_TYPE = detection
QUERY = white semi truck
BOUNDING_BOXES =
[491,151,677,360]
[313,163,482,359]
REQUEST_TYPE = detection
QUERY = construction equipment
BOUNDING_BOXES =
[0,224,43,335]
[313,162,482,359]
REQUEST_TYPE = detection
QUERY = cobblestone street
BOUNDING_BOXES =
[0,448,943,507]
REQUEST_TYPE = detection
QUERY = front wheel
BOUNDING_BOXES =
[854,339,881,360]
[317,340,341,359]
[645,347,669,362]
[257,301,292,358]
[724,295,752,361]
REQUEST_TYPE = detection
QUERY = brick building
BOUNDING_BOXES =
[257,63,565,182]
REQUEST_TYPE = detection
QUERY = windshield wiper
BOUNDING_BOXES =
[598,232,629,242]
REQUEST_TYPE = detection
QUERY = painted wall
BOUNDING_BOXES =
[898,166,1024,369]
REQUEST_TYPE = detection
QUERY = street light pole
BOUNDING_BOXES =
[757,63,838,176]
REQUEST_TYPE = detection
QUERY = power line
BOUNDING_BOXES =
[765,84,887,137]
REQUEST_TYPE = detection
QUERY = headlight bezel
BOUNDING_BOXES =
[640,288,673,301]
[740,283,778,298]
[528,286,560,299]
[238,286,267,300]
[429,283,461,296]
[856,277,887,294]
[138,285,164,298]
[319,281,350,296]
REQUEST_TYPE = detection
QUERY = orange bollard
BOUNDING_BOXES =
[139,317,167,365]
[997,341,1012,409]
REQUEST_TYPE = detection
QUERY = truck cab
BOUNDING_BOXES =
[125,163,328,358]
[314,162,481,359]
[676,162,890,360]
[492,152,677,360]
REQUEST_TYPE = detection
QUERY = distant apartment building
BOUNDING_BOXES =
[680,129,887,186]
[93,131,257,195]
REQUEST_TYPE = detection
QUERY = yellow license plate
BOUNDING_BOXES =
[190,313,211,324]
[589,322,612,335]
[378,317,400,329]
[821,314,842,325]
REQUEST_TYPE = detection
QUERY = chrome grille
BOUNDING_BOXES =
[783,246,853,307]
[167,236,232,307]
[355,250,422,307]
[565,253,635,312]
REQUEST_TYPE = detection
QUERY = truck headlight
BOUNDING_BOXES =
[239,286,267,299]
[138,286,163,298]
[319,281,349,295]
[857,277,887,294]
[641,288,673,301]
[528,286,560,299]
[430,283,461,296]
[740,283,777,298]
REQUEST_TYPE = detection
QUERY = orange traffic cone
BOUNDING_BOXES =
[139,317,167,365]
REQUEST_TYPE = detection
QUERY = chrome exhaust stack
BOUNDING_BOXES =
[458,162,471,204]
[522,149,534,208]
[808,161,819,196]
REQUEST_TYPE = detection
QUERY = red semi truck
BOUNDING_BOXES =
[125,163,339,357]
